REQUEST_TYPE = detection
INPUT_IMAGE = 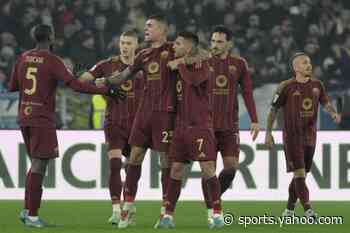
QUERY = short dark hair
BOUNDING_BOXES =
[148,14,168,26]
[177,31,199,47]
[32,24,53,43]
[121,29,139,41]
[211,25,233,41]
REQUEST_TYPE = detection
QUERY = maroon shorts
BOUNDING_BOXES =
[20,126,58,159]
[215,129,240,157]
[170,127,217,163]
[104,120,132,157]
[129,111,175,152]
[284,143,315,173]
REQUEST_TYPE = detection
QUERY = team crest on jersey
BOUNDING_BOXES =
[24,106,32,116]
[216,75,228,88]
[209,66,214,72]
[148,62,159,74]
[160,51,169,59]
[229,65,237,74]
[121,80,133,92]
[176,80,182,93]
[302,98,313,110]
[312,87,320,96]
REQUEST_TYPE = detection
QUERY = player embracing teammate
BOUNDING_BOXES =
[78,30,144,225]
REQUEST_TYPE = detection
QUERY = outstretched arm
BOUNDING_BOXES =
[78,71,96,83]
[105,67,134,86]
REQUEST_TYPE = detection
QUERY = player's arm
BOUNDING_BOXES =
[168,48,210,70]
[319,81,341,124]
[8,59,20,92]
[77,60,109,84]
[177,63,208,86]
[52,56,119,97]
[105,50,148,86]
[183,48,210,65]
[265,106,279,148]
[265,83,285,148]
[239,58,259,140]
[78,71,95,83]
[105,67,134,86]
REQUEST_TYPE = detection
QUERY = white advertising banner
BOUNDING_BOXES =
[0,130,349,200]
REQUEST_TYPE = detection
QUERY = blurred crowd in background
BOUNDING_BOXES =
[0,0,350,129]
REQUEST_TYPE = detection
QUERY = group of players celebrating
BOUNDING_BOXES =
[9,13,341,229]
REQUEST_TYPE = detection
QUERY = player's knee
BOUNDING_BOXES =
[200,162,216,179]
[159,152,169,168]
[170,163,184,180]
[223,157,239,170]
[31,158,49,176]
[108,149,122,160]
[129,146,146,165]
[294,168,306,178]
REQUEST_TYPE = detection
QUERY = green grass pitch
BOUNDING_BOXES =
[0,201,348,233]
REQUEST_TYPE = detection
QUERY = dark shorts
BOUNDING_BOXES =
[284,143,315,173]
[20,126,58,159]
[170,127,217,163]
[129,111,175,152]
[215,129,240,157]
[104,121,132,157]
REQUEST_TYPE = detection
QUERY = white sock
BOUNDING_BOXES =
[208,209,213,218]
[163,214,173,220]
[28,216,39,221]
[112,203,121,213]
[160,206,166,215]
[123,202,133,211]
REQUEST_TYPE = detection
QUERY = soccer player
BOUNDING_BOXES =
[8,24,124,228]
[78,30,143,225]
[264,52,341,219]
[202,25,259,222]
[104,15,202,228]
[155,31,224,229]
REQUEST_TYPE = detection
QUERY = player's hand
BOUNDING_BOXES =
[250,122,260,141]
[111,70,120,78]
[168,58,184,70]
[332,113,342,124]
[106,86,127,100]
[264,133,275,149]
[73,63,87,77]
[95,78,107,87]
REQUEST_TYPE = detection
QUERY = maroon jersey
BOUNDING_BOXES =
[175,62,213,129]
[129,42,176,112]
[8,49,109,128]
[272,78,330,146]
[209,54,258,130]
[89,56,144,125]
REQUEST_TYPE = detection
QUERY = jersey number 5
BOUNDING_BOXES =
[24,67,38,95]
